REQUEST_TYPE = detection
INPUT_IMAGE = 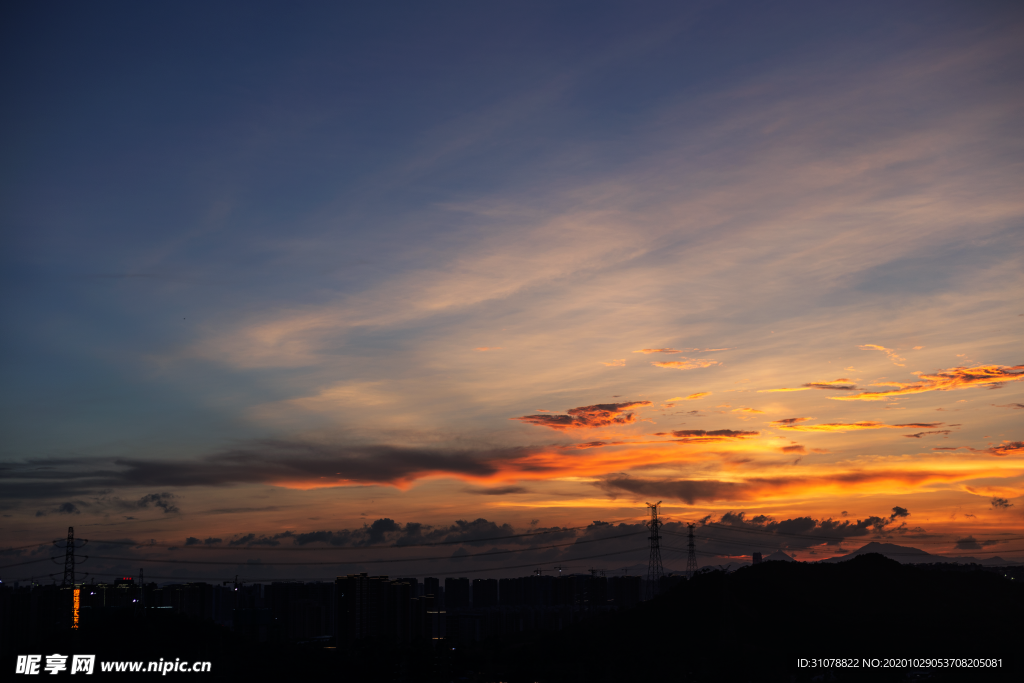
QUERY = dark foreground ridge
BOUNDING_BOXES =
[486,554,1023,682]
[5,554,1020,682]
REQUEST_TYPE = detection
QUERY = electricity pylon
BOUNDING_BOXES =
[686,523,698,579]
[645,502,664,600]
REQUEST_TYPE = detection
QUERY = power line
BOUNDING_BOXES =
[1,531,645,570]
[681,530,1024,556]
[16,540,1016,584]
[660,545,1024,559]
[48,521,640,552]
[6,530,1020,573]
[0,542,57,553]
[7,518,1014,556]
[0,557,56,570]
[663,523,1024,546]
[664,545,749,558]
[63,528,73,586]
[4,546,650,583]
[664,528,1024,558]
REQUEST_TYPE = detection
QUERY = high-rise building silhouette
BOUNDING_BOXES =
[472,578,498,608]
[395,577,420,597]
[423,577,441,605]
[444,577,470,610]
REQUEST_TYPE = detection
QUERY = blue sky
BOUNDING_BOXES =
[2,1,1022,579]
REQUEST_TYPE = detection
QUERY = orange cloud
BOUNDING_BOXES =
[596,468,988,504]
[651,358,721,370]
[732,408,765,414]
[770,418,943,433]
[666,392,712,401]
[989,441,1024,457]
[759,378,858,393]
[932,440,1024,457]
[601,359,626,366]
[964,486,1023,499]
[511,401,652,431]
[830,364,1024,401]
[634,348,730,354]
[771,417,811,427]
[474,346,502,351]
[652,428,759,443]
[859,344,906,366]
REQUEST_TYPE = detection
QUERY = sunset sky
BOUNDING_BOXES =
[2,1,1022,582]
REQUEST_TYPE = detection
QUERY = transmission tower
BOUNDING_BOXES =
[55,527,91,630]
[136,567,145,619]
[62,527,76,587]
[686,523,698,579]
[645,501,664,600]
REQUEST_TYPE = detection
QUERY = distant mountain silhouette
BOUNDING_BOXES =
[820,541,1017,565]
[763,549,795,562]
[819,541,936,563]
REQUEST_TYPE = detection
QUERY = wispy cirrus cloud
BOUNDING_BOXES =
[667,392,711,401]
[633,348,730,354]
[932,441,1024,457]
[830,365,1024,401]
[859,344,906,366]
[511,401,652,431]
[758,378,858,392]
[651,358,721,370]
[903,430,953,438]
[770,418,944,433]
